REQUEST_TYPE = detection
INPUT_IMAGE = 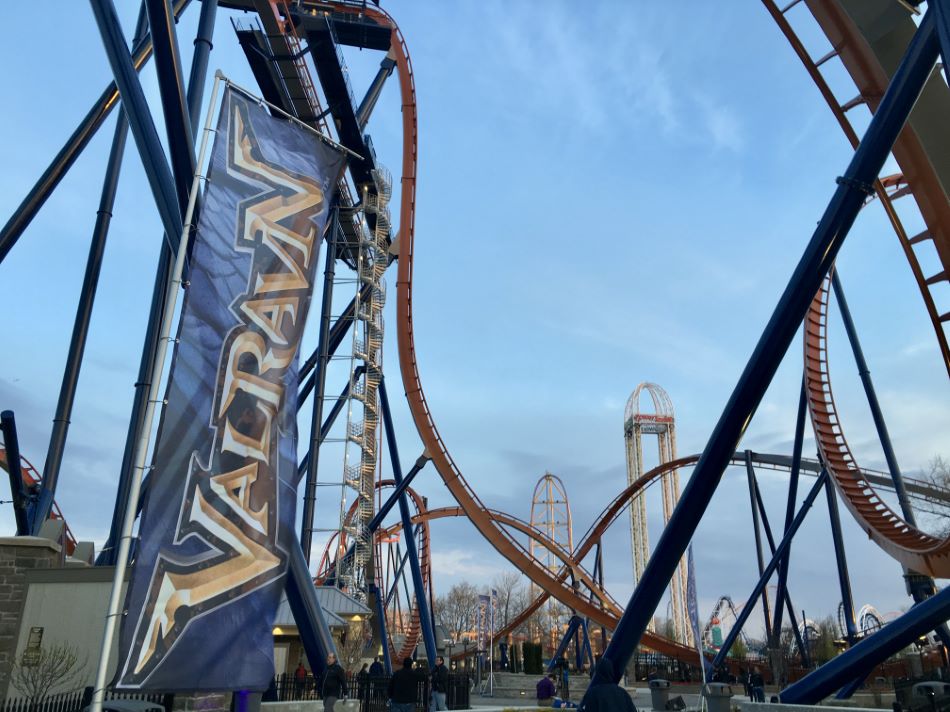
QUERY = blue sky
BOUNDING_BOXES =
[0,1,947,641]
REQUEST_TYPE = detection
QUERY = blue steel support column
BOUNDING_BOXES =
[0,0,190,265]
[593,544,608,649]
[370,583,393,674]
[296,366,364,475]
[745,451,773,642]
[301,210,338,561]
[97,1,218,565]
[285,537,339,678]
[832,272,950,652]
[825,479,858,645]
[34,6,148,529]
[35,116,133,531]
[586,12,939,694]
[299,281,374,396]
[1,411,30,536]
[772,380,807,638]
[546,617,582,673]
[831,272,914,523]
[186,0,217,135]
[710,471,829,670]
[369,456,429,532]
[749,475,810,665]
[144,0,196,208]
[782,587,950,704]
[385,545,412,606]
[321,457,429,599]
[89,0,183,247]
[356,52,396,129]
[379,377,438,667]
[935,1,950,80]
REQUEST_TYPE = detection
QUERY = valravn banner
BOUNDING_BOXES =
[115,87,344,691]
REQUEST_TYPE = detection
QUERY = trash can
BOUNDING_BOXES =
[649,679,671,711]
[702,682,734,712]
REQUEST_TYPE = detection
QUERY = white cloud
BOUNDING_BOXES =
[431,549,506,581]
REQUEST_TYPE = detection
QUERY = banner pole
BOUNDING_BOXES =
[90,71,224,712]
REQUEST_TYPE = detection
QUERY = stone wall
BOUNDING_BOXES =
[0,537,61,698]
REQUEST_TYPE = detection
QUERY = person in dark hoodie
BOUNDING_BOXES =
[431,655,450,710]
[320,653,347,712]
[578,658,636,712]
[388,657,419,712]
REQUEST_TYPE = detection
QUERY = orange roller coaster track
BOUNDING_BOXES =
[766,0,950,576]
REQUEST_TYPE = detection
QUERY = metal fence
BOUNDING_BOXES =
[0,689,171,712]
[266,672,470,711]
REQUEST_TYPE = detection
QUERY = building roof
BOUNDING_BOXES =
[273,586,371,630]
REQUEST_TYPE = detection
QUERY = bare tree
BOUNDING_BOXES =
[492,571,530,632]
[10,642,87,705]
[918,456,950,536]
[927,455,949,487]
[338,619,371,672]
[435,581,479,642]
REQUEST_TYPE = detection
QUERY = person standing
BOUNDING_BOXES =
[388,657,419,712]
[320,653,348,712]
[356,663,369,703]
[369,656,385,676]
[294,662,307,699]
[560,657,571,702]
[431,656,449,711]
[750,667,765,703]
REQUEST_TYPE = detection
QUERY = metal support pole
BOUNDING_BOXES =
[594,544,608,650]
[98,249,170,565]
[750,475,810,666]
[745,451,773,643]
[285,537,339,680]
[36,115,132,530]
[782,587,950,704]
[90,73,221,712]
[710,470,829,670]
[0,0,190,264]
[89,0,183,248]
[546,617,582,672]
[300,279,377,389]
[379,377,438,667]
[831,272,915,523]
[574,621,583,669]
[832,272,950,651]
[369,455,429,532]
[773,380,807,638]
[579,618,594,670]
[356,51,396,129]
[296,366,364,475]
[370,583,393,674]
[825,481,858,644]
[1,411,30,536]
[186,0,218,135]
[586,12,938,693]
[301,210,338,560]
[385,544,413,607]
[935,0,950,81]
[98,2,219,565]
[35,6,149,529]
[145,0,196,209]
